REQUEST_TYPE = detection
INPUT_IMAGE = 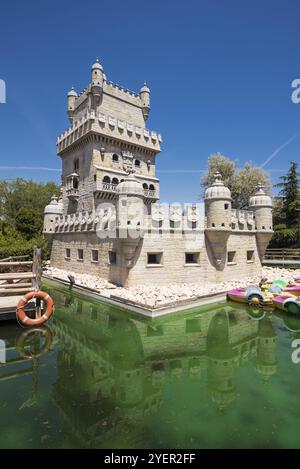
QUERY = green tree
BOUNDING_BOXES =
[0,178,60,260]
[201,154,272,208]
[275,161,299,227]
[201,153,236,190]
[0,178,60,225]
[15,207,43,240]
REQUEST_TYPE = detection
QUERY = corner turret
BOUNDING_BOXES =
[43,195,63,248]
[140,82,150,121]
[204,172,232,269]
[67,87,78,124]
[116,171,145,272]
[91,58,104,105]
[249,184,273,260]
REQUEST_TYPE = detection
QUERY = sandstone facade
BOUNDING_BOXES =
[44,59,273,287]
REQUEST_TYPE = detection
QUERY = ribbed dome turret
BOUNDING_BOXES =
[44,195,63,215]
[67,86,78,98]
[249,184,272,208]
[91,57,103,71]
[140,82,150,94]
[205,172,231,201]
[116,172,144,197]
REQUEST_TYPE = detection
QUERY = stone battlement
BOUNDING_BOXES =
[57,110,162,154]
[51,204,257,236]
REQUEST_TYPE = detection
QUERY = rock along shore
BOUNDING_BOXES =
[43,265,300,309]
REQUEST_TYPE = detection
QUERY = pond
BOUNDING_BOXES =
[0,279,300,449]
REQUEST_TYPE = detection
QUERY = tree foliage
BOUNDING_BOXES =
[275,161,299,227]
[201,153,272,209]
[0,178,60,259]
[270,161,300,247]
[15,207,43,240]
[0,178,60,225]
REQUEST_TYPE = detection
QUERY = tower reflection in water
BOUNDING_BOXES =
[43,286,277,447]
[0,284,285,448]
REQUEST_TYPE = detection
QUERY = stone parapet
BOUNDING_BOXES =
[57,110,162,154]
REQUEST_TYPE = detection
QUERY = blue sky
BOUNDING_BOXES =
[0,0,299,202]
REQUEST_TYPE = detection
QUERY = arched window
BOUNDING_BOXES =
[143,183,148,190]
[112,154,119,162]
[103,175,110,183]
[112,177,119,185]
[149,184,155,191]
[134,159,141,167]
[74,158,79,171]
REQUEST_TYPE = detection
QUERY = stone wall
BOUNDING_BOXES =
[125,231,261,286]
[50,229,262,287]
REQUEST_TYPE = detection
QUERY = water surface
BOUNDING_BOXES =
[1,279,300,449]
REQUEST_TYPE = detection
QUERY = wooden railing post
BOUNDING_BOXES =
[32,246,42,291]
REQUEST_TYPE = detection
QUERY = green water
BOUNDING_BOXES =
[1,279,300,449]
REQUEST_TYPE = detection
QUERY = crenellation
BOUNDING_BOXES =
[57,110,161,154]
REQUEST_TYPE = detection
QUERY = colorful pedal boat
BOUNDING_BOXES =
[284,285,300,297]
[260,280,300,297]
[227,288,274,307]
[272,295,300,315]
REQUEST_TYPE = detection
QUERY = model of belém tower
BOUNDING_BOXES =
[43,58,273,287]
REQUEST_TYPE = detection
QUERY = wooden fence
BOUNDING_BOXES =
[0,247,42,295]
[263,248,300,267]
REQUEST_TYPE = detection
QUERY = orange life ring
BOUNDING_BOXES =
[16,291,54,326]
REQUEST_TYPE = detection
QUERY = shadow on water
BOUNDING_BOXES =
[0,280,300,449]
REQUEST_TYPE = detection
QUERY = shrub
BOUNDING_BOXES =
[270,226,299,248]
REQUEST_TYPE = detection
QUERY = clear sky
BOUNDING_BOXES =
[0,0,299,203]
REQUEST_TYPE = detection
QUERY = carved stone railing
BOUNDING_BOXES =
[231,209,254,229]
[66,188,79,199]
[143,189,158,199]
[100,182,118,192]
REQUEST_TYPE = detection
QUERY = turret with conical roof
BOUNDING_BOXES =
[67,86,78,124]
[91,58,104,104]
[140,82,150,121]
[249,184,273,260]
[204,173,232,270]
[116,171,145,273]
[43,195,64,248]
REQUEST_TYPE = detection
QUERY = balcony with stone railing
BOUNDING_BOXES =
[94,181,118,200]
[143,188,159,201]
[93,179,159,201]
[66,188,79,200]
